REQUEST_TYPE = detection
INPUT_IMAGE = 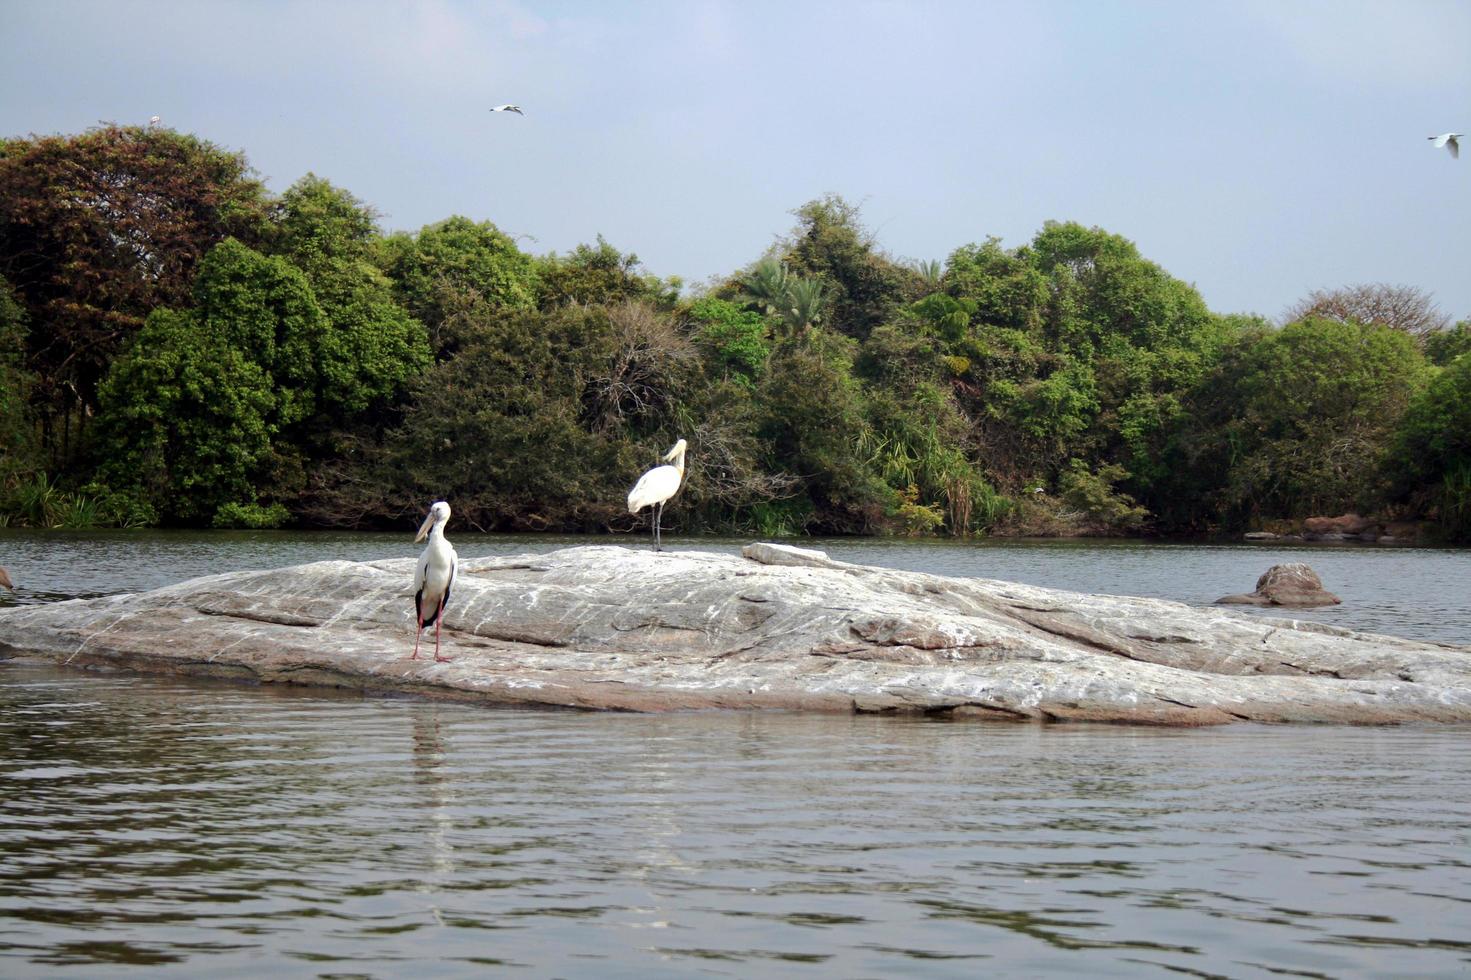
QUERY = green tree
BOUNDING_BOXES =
[1177,318,1430,524]
[272,173,378,268]
[94,239,334,525]
[0,124,269,452]
[379,302,702,531]
[0,277,38,489]
[383,215,539,356]
[687,297,770,384]
[780,277,827,335]
[756,331,886,531]
[942,222,1232,505]
[858,323,1004,535]
[1389,352,1471,540]
[537,235,680,309]
[271,175,430,418]
[96,308,276,524]
[781,195,919,340]
[738,257,792,316]
[1423,321,1471,367]
[945,237,1047,332]
[911,258,944,293]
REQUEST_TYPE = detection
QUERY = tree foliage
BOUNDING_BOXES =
[95,239,335,524]
[0,124,268,425]
[1285,282,1450,338]
[6,123,1470,538]
[270,176,430,418]
[537,236,679,309]
[0,276,38,489]
[1423,321,1471,367]
[779,195,919,340]
[382,215,539,356]
[1163,318,1429,527]
[1389,352,1471,540]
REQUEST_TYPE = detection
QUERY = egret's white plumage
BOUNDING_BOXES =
[412,500,457,662]
[1429,133,1463,158]
[490,104,524,115]
[627,439,687,551]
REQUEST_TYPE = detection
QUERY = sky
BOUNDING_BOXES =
[2,0,1468,320]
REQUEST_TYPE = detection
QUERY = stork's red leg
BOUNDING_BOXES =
[434,598,451,663]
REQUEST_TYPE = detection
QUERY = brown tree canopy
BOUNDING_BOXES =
[1284,282,1450,338]
[0,124,270,414]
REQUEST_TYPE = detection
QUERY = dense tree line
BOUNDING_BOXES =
[2,125,1469,540]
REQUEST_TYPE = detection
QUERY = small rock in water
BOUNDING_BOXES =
[740,542,841,568]
[1215,562,1341,608]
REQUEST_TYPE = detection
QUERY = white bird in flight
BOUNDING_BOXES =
[148,115,160,127]
[1429,133,1462,158]
[627,439,688,552]
[490,104,524,115]
[411,500,457,663]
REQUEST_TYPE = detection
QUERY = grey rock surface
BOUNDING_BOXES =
[1,544,1467,724]
[1216,562,1342,607]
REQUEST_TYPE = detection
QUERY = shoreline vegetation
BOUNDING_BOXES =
[2,125,1469,542]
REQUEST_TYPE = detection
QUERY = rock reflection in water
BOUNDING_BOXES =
[2,663,1470,976]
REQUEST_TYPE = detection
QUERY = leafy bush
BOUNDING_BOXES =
[212,502,291,529]
[1058,460,1148,534]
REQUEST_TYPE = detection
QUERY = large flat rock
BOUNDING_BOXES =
[1,544,1468,725]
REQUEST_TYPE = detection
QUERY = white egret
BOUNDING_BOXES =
[148,115,160,127]
[627,439,687,552]
[490,104,524,115]
[1429,133,1463,158]
[411,500,457,662]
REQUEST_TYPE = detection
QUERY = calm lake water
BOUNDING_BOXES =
[2,530,1470,976]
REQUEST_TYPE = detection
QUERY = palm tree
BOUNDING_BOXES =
[912,258,943,291]
[782,277,826,334]
[739,258,791,316]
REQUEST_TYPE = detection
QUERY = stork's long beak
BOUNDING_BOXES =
[414,512,435,542]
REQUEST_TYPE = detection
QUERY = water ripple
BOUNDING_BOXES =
[2,664,1469,976]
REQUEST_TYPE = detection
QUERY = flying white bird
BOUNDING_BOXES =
[490,104,524,115]
[411,500,457,662]
[147,115,161,127]
[627,439,688,552]
[1429,133,1463,158]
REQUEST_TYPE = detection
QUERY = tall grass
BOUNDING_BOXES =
[1,473,148,529]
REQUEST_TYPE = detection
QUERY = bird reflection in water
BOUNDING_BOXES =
[411,707,457,924]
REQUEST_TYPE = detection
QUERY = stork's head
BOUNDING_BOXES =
[415,500,451,542]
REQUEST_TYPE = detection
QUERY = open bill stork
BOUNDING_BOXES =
[627,439,687,552]
[412,501,457,662]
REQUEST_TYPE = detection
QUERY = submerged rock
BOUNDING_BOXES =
[1216,563,1342,608]
[1,544,1467,725]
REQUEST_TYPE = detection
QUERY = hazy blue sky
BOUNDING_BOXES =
[3,0,1468,319]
